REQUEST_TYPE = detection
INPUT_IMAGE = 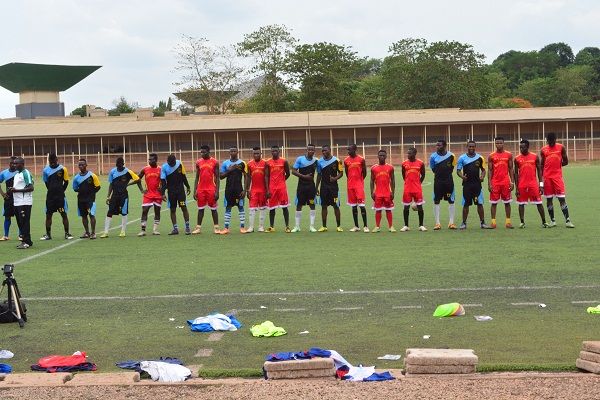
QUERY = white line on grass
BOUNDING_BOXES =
[463,303,483,307]
[274,308,306,312]
[571,301,600,304]
[392,305,422,309]
[22,284,600,302]
[510,302,542,306]
[330,307,363,311]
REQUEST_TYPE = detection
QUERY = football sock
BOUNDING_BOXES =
[560,203,570,220]
[547,204,555,221]
[4,218,10,236]
[352,206,359,227]
[184,220,190,230]
[309,209,316,227]
[104,217,111,232]
[259,209,266,228]
[121,215,128,231]
[141,220,147,231]
[418,209,424,226]
[375,210,382,227]
[403,207,409,226]
[434,204,440,224]
[153,220,159,231]
[360,206,368,227]
[248,209,256,229]
[224,208,232,229]
[269,209,275,227]
[295,211,302,227]
[386,210,393,228]
[448,203,455,224]
[173,223,179,231]
[239,206,245,228]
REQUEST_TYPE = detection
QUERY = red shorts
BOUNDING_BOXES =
[347,186,366,206]
[196,189,217,210]
[490,183,512,203]
[517,185,542,205]
[142,192,163,207]
[268,187,289,209]
[402,188,424,206]
[373,196,394,211]
[249,191,267,210]
[543,177,566,198]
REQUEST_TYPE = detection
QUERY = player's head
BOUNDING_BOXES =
[467,140,476,156]
[436,139,447,154]
[519,139,530,155]
[229,146,239,160]
[377,149,387,164]
[200,145,210,159]
[48,153,58,168]
[407,147,417,160]
[115,157,125,170]
[271,145,280,159]
[347,143,357,156]
[252,147,262,161]
[306,144,315,158]
[14,157,25,171]
[78,158,88,173]
[322,144,331,158]
[167,154,176,167]
[148,153,158,167]
[547,132,557,146]
[494,137,505,152]
[9,156,17,170]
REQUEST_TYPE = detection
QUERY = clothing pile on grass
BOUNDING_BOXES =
[187,313,242,332]
[31,351,96,373]
[117,357,191,382]
[0,349,13,374]
[251,321,286,337]
[265,347,394,382]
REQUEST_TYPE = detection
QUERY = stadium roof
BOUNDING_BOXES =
[0,107,599,139]
[0,63,101,93]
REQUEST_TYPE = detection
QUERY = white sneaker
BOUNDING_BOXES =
[152,230,161,235]
[309,226,317,232]
[291,226,301,233]
[245,227,254,233]
[400,226,410,232]
[137,231,146,237]
[363,227,370,233]
[419,226,428,232]
[349,226,360,232]
[258,226,265,232]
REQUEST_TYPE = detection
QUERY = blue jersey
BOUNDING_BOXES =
[317,156,342,189]
[457,153,486,185]
[429,152,456,183]
[293,155,317,189]
[220,159,246,192]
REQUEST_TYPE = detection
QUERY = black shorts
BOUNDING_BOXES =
[108,195,129,216]
[224,189,244,208]
[3,197,15,217]
[46,195,68,214]
[320,185,340,207]
[77,200,97,217]
[462,183,483,206]
[296,185,316,207]
[167,191,187,209]
[433,180,455,203]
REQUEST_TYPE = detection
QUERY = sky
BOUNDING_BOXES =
[1,0,599,118]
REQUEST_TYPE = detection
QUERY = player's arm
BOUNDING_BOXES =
[214,162,220,200]
[539,150,545,179]
[487,155,493,191]
[219,163,231,180]
[315,169,322,196]
[420,162,426,183]
[361,159,367,180]
[284,160,291,180]
[131,169,145,193]
[42,169,49,189]
[265,163,270,198]
[401,164,406,181]
[193,164,199,200]
[62,167,70,192]
[456,157,466,181]
[508,154,514,190]
[390,167,396,200]
[182,174,191,196]
[106,182,113,205]
[561,145,569,166]
[92,174,101,192]
[513,161,520,197]
[370,169,375,200]
[0,174,6,198]
[343,161,349,178]
[331,161,343,182]
[240,162,248,199]
[479,159,486,182]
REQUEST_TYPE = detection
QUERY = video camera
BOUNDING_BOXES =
[3,264,14,276]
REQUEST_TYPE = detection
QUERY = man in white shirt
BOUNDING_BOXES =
[9,157,34,249]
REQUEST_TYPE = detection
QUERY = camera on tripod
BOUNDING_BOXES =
[1,264,26,328]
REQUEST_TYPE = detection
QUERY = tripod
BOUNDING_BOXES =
[2,269,26,328]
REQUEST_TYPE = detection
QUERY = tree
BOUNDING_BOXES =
[70,105,87,117]
[517,65,595,106]
[173,35,245,114]
[540,42,574,68]
[575,47,600,65]
[285,42,363,110]
[108,97,137,116]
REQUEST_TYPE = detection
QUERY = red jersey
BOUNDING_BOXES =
[541,143,564,179]
[267,158,287,190]
[344,155,365,189]
[489,151,512,185]
[401,159,424,192]
[371,163,394,197]
[142,165,161,195]
[515,152,538,187]
[247,159,266,193]
[195,157,218,191]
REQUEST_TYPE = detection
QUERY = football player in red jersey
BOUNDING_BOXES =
[344,144,369,232]
[245,147,268,232]
[265,145,291,233]
[514,139,548,228]
[401,147,427,232]
[192,145,220,234]
[370,149,395,232]
[540,132,574,228]
[134,153,162,236]
[488,137,514,229]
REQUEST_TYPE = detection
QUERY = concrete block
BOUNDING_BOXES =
[576,358,600,374]
[66,372,140,386]
[580,351,600,364]
[405,364,476,374]
[264,358,334,372]
[1,373,72,386]
[405,348,478,366]
[266,368,335,380]
[582,341,600,354]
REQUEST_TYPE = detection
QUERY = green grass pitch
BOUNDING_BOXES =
[1,163,599,373]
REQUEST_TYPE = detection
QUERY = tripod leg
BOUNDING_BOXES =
[9,283,25,328]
